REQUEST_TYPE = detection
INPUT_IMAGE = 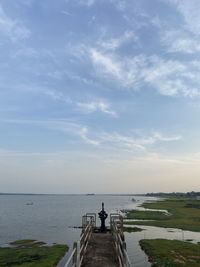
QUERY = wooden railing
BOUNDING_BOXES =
[110,213,132,267]
[64,213,95,267]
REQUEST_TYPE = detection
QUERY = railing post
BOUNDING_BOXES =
[122,241,126,250]
[73,242,78,267]
[76,241,80,267]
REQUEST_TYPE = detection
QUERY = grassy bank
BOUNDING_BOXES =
[0,239,68,267]
[125,198,200,232]
[140,239,200,267]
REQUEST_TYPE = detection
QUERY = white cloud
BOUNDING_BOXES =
[98,31,136,51]
[76,0,128,11]
[1,119,181,152]
[77,100,117,117]
[90,49,123,81]
[61,10,72,16]
[158,1,200,55]
[84,46,200,97]
[162,30,200,54]
[44,89,72,104]
[89,48,146,88]
[45,120,100,145]
[152,132,182,142]
[2,119,99,146]
[68,0,97,7]
[98,131,182,152]
[0,4,30,42]
[166,0,200,35]
[78,127,99,145]
[43,88,117,117]
[144,57,200,97]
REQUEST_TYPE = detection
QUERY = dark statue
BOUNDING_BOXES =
[98,202,108,232]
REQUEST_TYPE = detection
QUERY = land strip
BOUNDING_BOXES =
[125,198,200,232]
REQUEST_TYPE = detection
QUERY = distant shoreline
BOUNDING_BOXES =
[0,193,146,196]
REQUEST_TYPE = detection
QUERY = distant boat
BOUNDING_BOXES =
[131,198,136,202]
[86,194,95,196]
[26,202,34,205]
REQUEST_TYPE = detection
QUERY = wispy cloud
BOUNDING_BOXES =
[1,119,182,152]
[0,3,30,42]
[166,0,200,35]
[162,30,200,54]
[1,118,99,146]
[152,132,182,142]
[98,131,182,152]
[65,0,97,7]
[61,10,72,16]
[68,0,127,11]
[43,88,117,117]
[89,48,146,88]
[85,47,200,97]
[77,100,117,117]
[98,31,136,51]
[144,57,200,97]
[78,0,97,7]
[44,89,72,104]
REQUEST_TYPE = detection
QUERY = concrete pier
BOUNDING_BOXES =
[81,231,119,267]
[64,213,132,267]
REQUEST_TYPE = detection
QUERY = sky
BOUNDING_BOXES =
[0,0,200,194]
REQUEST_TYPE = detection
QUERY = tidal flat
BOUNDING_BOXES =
[125,198,200,232]
[0,239,68,267]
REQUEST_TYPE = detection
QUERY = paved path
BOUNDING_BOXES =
[81,232,119,267]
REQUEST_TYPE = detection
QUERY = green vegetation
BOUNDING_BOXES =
[126,198,200,232]
[126,210,168,220]
[0,239,68,267]
[123,226,144,232]
[140,239,200,267]
[146,191,200,198]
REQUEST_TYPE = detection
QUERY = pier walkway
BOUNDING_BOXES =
[81,232,119,267]
[64,213,132,267]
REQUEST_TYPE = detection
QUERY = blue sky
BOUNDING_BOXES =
[0,0,200,193]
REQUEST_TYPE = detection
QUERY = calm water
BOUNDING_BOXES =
[0,194,147,244]
[0,194,199,267]
[0,194,151,266]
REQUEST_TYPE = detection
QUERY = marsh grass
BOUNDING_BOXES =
[126,198,200,232]
[0,239,68,267]
[140,239,200,267]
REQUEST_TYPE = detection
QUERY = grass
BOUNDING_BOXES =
[126,210,168,220]
[126,198,200,232]
[0,239,68,267]
[140,239,200,267]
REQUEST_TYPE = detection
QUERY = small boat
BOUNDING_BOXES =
[26,202,34,205]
